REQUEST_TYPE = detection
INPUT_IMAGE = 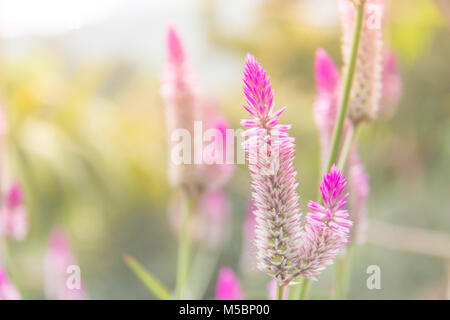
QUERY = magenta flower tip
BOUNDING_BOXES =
[166,26,185,67]
[242,53,275,121]
[216,267,243,300]
[314,49,339,94]
[320,164,347,208]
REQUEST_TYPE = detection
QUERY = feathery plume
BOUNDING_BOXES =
[0,183,28,241]
[340,0,385,124]
[296,165,352,280]
[160,26,200,194]
[0,269,20,300]
[216,267,243,300]
[44,229,86,300]
[241,53,301,285]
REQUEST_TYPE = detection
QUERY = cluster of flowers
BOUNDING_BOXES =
[217,0,401,298]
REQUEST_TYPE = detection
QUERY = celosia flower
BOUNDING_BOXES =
[241,53,301,285]
[0,269,20,300]
[379,51,402,118]
[340,0,385,124]
[313,49,340,169]
[347,147,370,244]
[216,267,243,300]
[0,183,28,241]
[160,26,200,194]
[44,229,86,300]
[267,279,289,300]
[296,165,352,280]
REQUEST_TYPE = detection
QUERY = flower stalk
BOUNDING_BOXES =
[326,0,366,172]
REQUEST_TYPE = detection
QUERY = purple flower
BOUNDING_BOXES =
[297,165,352,280]
[241,54,301,285]
[216,267,243,300]
[0,269,20,300]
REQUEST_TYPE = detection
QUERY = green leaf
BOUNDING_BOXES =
[123,254,172,300]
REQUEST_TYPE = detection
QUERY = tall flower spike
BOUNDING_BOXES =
[160,26,200,194]
[313,49,340,169]
[216,267,243,300]
[0,269,20,300]
[295,165,352,280]
[340,0,385,124]
[241,54,301,285]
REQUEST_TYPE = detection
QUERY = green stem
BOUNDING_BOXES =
[334,247,353,299]
[326,0,366,172]
[297,1,366,301]
[277,284,285,300]
[175,192,196,300]
[337,124,360,171]
[298,278,311,300]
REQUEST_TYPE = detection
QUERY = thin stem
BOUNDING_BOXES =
[337,124,360,171]
[326,0,366,172]
[298,278,311,300]
[277,284,285,300]
[175,191,196,300]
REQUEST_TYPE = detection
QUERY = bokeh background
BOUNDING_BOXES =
[0,0,449,299]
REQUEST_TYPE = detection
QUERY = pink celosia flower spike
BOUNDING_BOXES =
[216,267,243,300]
[160,26,200,194]
[241,53,301,285]
[295,165,352,280]
[0,269,20,300]
[0,183,28,241]
[340,0,385,124]
[313,49,340,169]
[44,229,86,300]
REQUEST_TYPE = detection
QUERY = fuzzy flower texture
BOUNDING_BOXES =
[241,54,352,285]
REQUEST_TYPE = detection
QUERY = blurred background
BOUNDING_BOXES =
[0,0,449,299]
